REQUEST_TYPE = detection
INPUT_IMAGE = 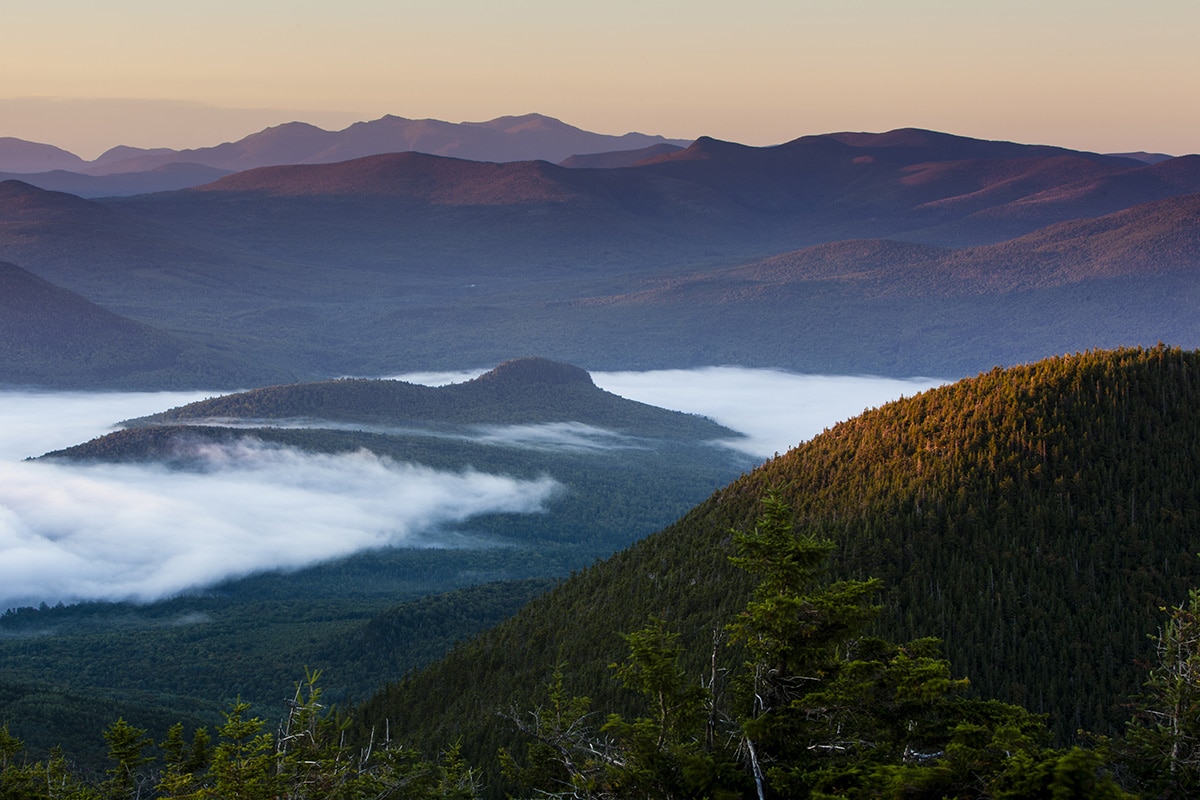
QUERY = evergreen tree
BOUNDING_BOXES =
[727,490,882,797]
[602,618,744,799]
[200,702,279,800]
[100,720,152,800]
[1122,588,1200,797]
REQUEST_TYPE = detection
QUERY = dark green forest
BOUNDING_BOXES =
[2,499,1198,798]
[351,346,1200,795]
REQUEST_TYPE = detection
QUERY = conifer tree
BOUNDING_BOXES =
[100,719,152,800]
[727,490,882,797]
[1122,588,1200,798]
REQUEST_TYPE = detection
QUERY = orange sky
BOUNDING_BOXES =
[3,0,1197,159]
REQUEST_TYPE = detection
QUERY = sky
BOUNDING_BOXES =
[0,368,944,609]
[3,0,1198,159]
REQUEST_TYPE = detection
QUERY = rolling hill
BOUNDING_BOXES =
[353,346,1200,764]
[592,190,1200,300]
[118,357,732,439]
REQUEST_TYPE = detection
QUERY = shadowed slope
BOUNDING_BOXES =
[589,191,1200,302]
[0,259,278,388]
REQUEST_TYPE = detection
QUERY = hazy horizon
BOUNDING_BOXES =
[3,1,1197,159]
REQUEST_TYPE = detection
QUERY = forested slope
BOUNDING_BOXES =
[355,346,1200,760]
[124,357,732,440]
[0,259,278,388]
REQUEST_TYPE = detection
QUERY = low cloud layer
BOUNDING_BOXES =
[596,368,946,459]
[0,389,216,462]
[0,368,946,608]
[0,431,558,609]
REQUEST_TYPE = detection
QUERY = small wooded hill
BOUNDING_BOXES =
[354,346,1200,758]
[124,357,733,440]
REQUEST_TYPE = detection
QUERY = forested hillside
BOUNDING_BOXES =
[0,259,277,388]
[4,347,1200,797]
[122,357,731,439]
[356,346,1200,769]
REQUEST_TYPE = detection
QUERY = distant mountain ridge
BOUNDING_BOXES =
[4,127,1200,386]
[0,113,690,196]
[0,137,87,173]
[86,113,691,174]
[0,163,232,197]
[558,142,685,168]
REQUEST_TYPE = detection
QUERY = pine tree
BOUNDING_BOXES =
[727,490,882,797]
[1123,588,1200,797]
[100,719,152,800]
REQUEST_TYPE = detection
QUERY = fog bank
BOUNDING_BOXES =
[0,434,558,609]
[0,367,948,608]
[591,368,947,458]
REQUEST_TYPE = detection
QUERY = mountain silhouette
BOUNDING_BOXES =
[82,113,691,175]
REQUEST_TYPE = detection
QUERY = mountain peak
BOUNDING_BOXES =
[470,113,569,133]
[642,136,755,163]
[470,357,595,386]
[0,136,86,174]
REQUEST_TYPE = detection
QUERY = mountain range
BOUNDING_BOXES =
[0,113,691,196]
[4,111,1200,796]
[2,123,1200,386]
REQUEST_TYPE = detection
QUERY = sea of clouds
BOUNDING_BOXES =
[0,369,945,609]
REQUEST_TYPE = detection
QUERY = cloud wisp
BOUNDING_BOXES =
[591,367,947,459]
[469,421,649,453]
[0,435,559,610]
[135,417,649,454]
